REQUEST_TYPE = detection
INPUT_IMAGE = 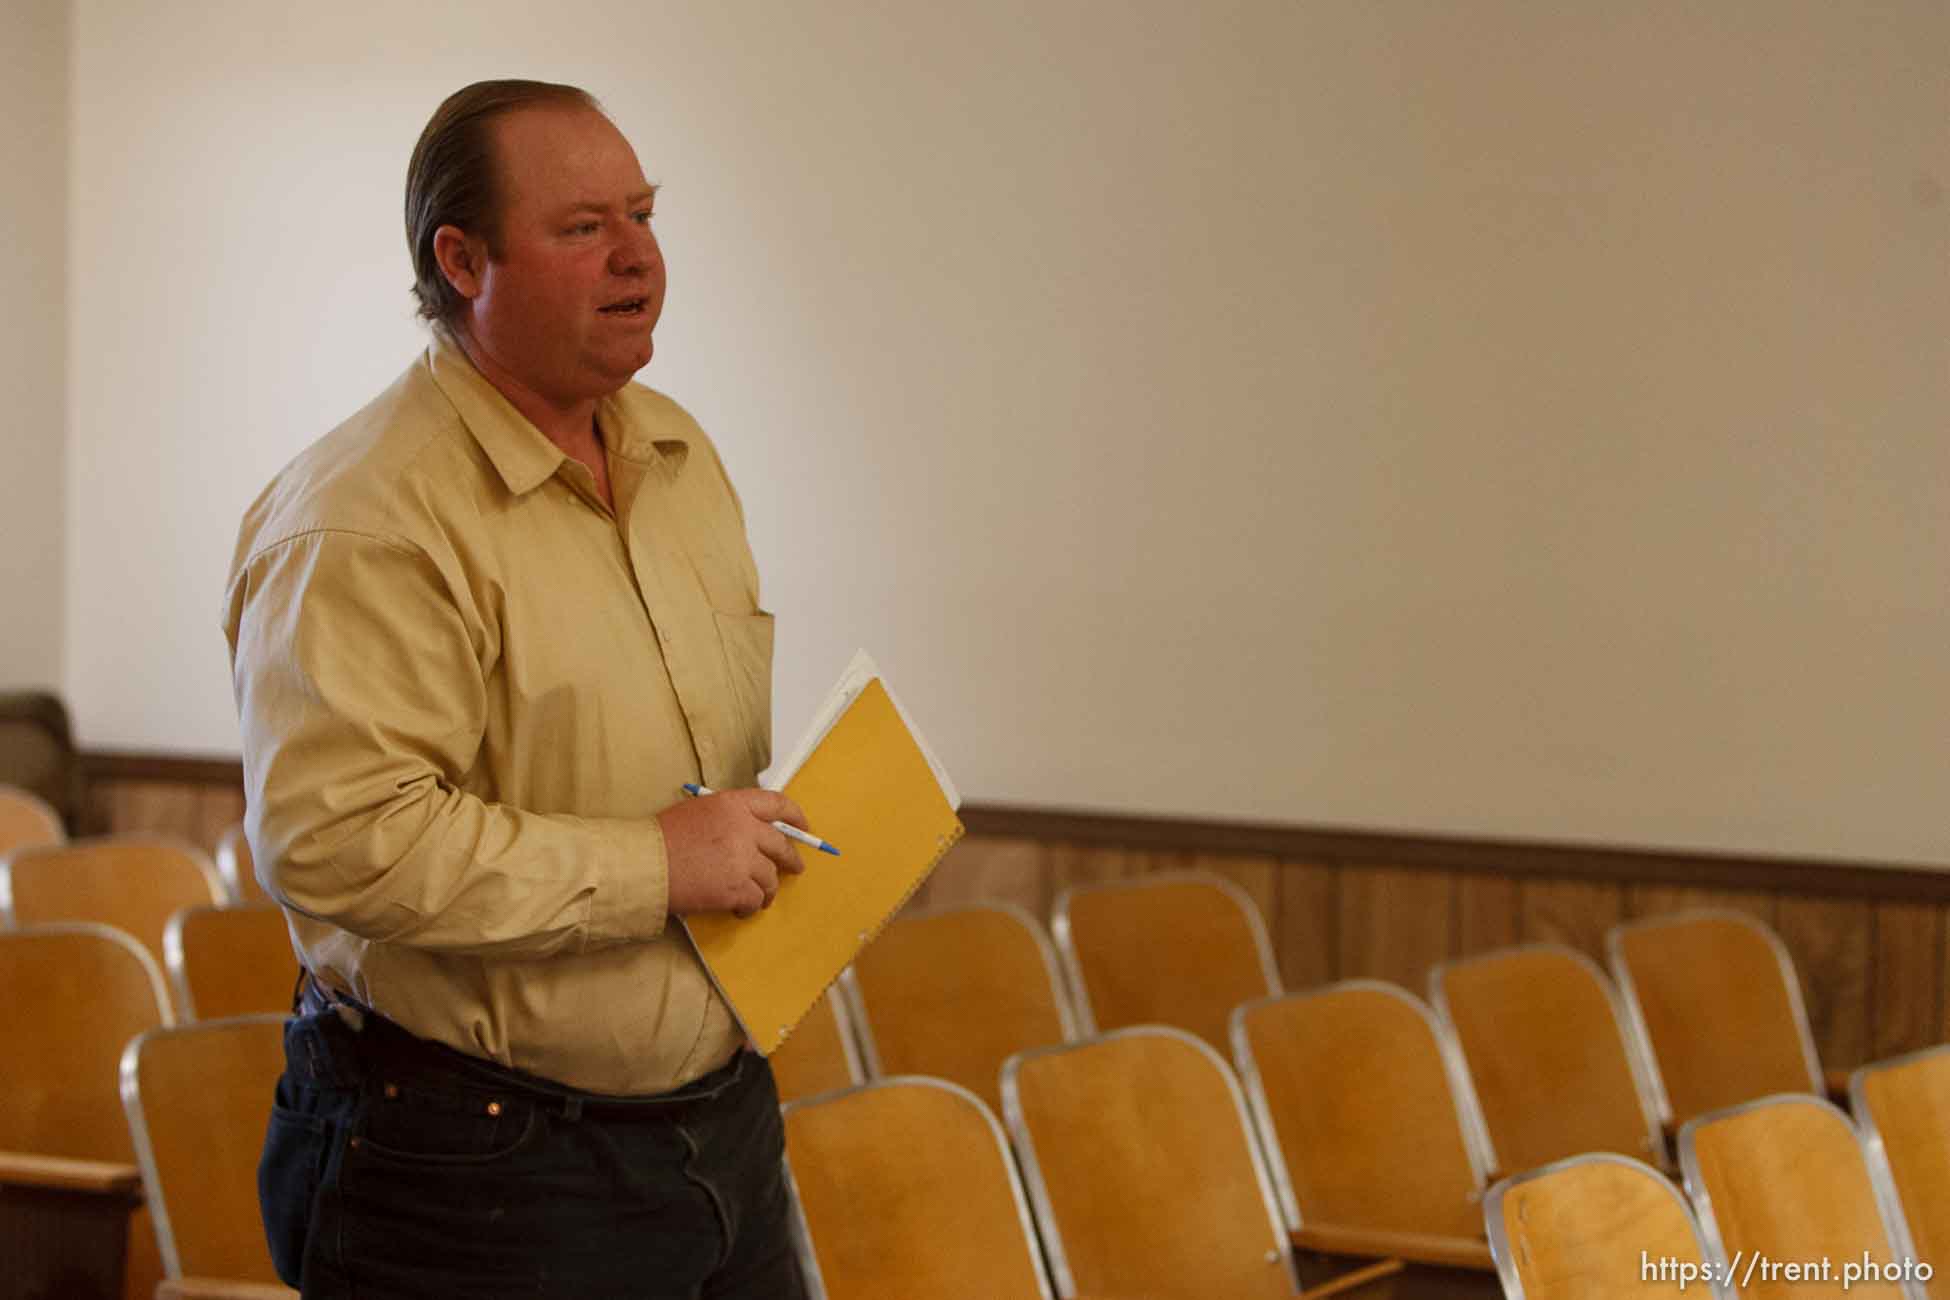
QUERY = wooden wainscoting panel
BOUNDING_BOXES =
[1623,885,1775,929]
[1456,874,1521,957]
[1045,840,1146,900]
[917,835,1048,918]
[1872,902,1946,1061]
[1337,865,1456,993]
[1773,897,1873,1072]
[196,784,247,850]
[1517,878,1625,964]
[86,778,243,852]
[1942,912,1950,1043]
[1274,859,1337,993]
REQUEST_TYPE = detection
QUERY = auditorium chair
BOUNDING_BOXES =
[0,923,174,1300]
[1232,981,1498,1291]
[120,1015,297,1299]
[768,982,868,1104]
[1852,1047,1949,1300]
[1484,1153,1725,1299]
[1678,1095,1923,1299]
[1001,1026,1401,1299]
[847,900,1077,1112]
[214,822,273,905]
[0,689,84,834]
[783,1076,1052,1298]
[1431,943,1666,1175]
[0,781,65,856]
[163,903,302,1022]
[1607,910,1837,1133]
[1051,870,1281,1054]
[0,835,226,1004]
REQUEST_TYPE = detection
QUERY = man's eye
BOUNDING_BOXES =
[568,221,600,235]
[632,210,654,226]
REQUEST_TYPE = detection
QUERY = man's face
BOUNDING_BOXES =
[464,106,665,405]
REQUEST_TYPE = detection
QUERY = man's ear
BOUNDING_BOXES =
[431,225,488,301]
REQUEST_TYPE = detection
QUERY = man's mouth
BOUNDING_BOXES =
[599,298,649,316]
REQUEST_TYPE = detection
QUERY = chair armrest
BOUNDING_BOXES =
[1293,1222,1496,1271]
[0,1150,142,1197]
[156,1280,300,1300]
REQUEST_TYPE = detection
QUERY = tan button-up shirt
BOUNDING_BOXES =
[223,330,770,1094]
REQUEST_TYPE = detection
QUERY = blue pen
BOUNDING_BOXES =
[682,783,842,856]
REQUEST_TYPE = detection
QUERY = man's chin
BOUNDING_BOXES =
[592,340,654,386]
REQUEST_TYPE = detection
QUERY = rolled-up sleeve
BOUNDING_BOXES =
[225,527,668,957]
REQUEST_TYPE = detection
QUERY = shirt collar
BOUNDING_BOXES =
[425,327,690,497]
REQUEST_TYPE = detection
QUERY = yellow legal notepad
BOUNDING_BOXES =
[683,656,963,1054]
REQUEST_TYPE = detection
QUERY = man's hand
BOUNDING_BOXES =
[659,788,812,918]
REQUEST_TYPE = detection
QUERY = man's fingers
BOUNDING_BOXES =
[756,826,801,878]
[734,874,769,917]
[752,852,781,899]
[743,789,810,832]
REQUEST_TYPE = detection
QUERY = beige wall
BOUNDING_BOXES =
[0,0,68,690]
[61,1,1950,865]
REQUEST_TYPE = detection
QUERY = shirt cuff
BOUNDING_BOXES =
[581,816,670,949]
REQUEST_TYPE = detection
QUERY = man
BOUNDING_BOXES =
[224,80,811,1298]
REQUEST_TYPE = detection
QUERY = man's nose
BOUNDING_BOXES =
[611,227,661,275]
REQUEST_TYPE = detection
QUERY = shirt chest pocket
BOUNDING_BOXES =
[711,608,774,785]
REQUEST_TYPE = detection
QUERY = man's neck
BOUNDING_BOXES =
[450,327,602,460]
[449,326,614,510]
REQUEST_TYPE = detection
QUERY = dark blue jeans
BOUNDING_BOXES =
[260,1008,807,1299]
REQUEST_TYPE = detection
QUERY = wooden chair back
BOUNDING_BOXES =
[784,1077,1051,1299]
[0,690,82,831]
[1853,1049,1948,1300]
[164,903,302,1022]
[0,836,225,988]
[1679,1095,1917,1299]
[0,783,65,856]
[214,822,272,905]
[1432,944,1663,1175]
[850,901,1075,1112]
[1608,911,1821,1130]
[0,923,173,1160]
[768,983,866,1104]
[1052,870,1280,1054]
[0,923,172,1300]
[1487,1153,1724,1299]
[1002,1026,1297,1298]
[1233,981,1487,1237]
[121,1015,288,1283]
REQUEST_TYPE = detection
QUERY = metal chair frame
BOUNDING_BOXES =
[118,1013,289,1280]
[782,1074,1055,1300]
[1231,978,1496,1231]
[1849,1048,1947,1294]
[1606,908,1824,1129]
[1050,869,1282,1037]
[1484,1152,1731,1300]
[1001,1024,1300,1298]
[842,898,1079,1079]
[1677,1092,1927,1300]
[1429,941,1666,1174]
